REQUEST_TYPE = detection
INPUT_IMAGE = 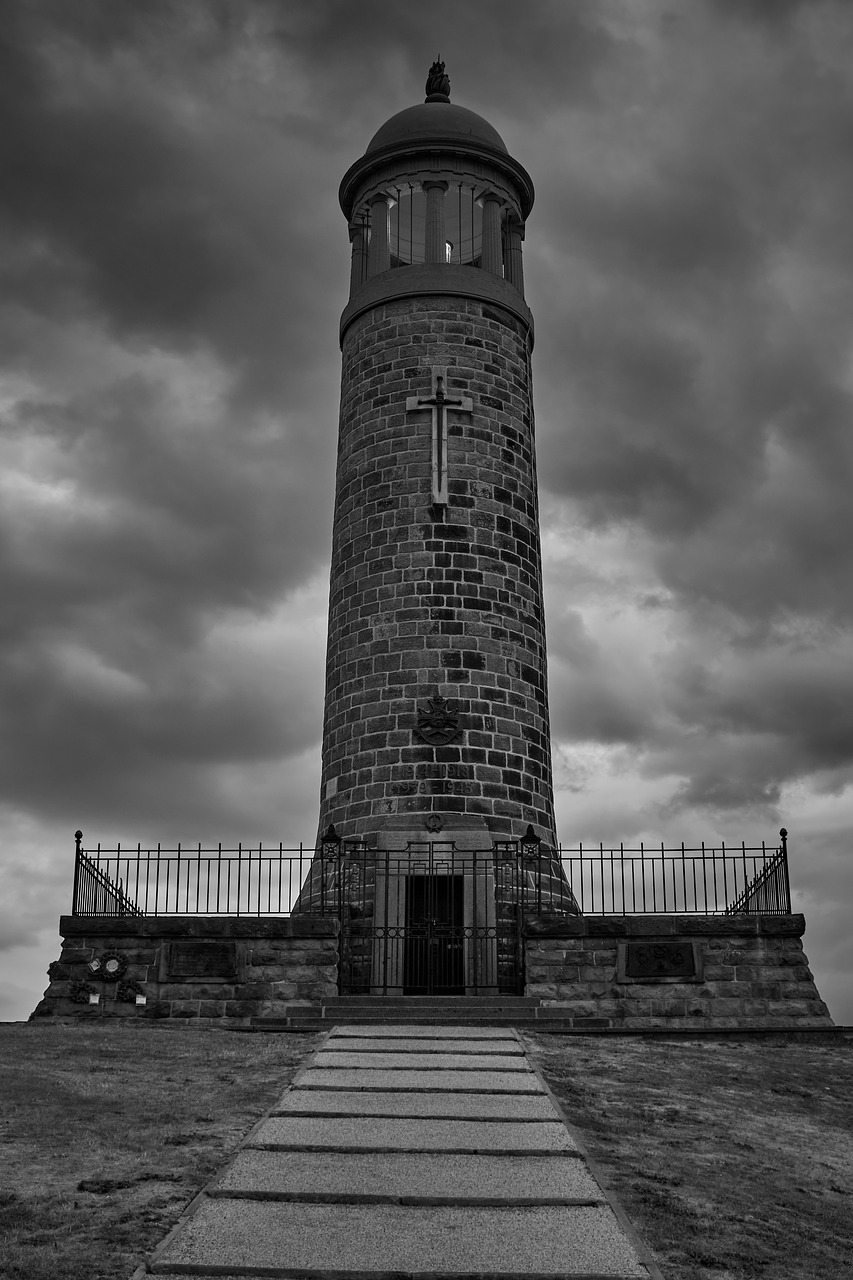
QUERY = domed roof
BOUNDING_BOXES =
[366,101,508,156]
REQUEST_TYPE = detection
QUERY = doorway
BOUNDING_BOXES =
[403,873,464,994]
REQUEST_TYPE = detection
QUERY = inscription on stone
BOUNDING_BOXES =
[625,942,696,980]
[168,941,237,980]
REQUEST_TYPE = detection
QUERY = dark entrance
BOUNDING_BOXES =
[403,873,464,994]
[335,845,525,996]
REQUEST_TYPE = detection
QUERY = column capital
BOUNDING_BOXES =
[422,179,449,192]
[507,213,526,241]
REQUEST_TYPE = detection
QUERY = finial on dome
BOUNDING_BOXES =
[425,57,451,103]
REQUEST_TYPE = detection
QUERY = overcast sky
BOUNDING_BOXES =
[2,0,851,1024]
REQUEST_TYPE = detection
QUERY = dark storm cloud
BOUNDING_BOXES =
[547,607,655,746]
[0,369,328,824]
[0,0,348,428]
[533,3,853,631]
[0,0,345,837]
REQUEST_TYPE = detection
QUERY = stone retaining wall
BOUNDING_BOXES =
[524,914,833,1029]
[31,916,339,1025]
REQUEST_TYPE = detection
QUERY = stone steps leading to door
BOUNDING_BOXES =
[250,996,605,1031]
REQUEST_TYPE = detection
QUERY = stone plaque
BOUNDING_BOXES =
[623,942,696,981]
[167,941,237,980]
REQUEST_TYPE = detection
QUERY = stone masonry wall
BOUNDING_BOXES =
[318,292,556,844]
[524,915,834,1030]
[31,917,339,1025]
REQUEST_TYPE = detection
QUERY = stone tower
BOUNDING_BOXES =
[318,65,562,858]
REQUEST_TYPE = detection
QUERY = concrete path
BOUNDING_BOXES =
[142,1025,661,1278]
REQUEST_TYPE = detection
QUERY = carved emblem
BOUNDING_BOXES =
[415,694,460,746]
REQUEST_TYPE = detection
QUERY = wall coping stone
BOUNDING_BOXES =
[524,914,806,939]
[59,916,340,939]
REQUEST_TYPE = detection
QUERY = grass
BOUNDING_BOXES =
[0,1022,320,1280]
[525,1034,853,1280]
[1,1025,851,1280]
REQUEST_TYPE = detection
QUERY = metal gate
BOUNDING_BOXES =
[336,844,524,995]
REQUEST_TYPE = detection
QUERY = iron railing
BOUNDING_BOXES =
[71,831,314,918]
[70,829,791,918]
[554,830,791,916]
[72,833,144,917]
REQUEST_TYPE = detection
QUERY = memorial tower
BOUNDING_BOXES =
[302,64,576,989]
[320,63,560,845]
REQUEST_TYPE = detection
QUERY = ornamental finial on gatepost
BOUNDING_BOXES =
[425,58,450,102]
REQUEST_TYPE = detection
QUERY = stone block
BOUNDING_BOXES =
[159,984,237,1001]
[170,1002,200,1018]
[579,966,616,982]
[535,983,595,1002]
[198,1001,226,1018]
[623,917,679,937]
[49,998,102,1017]
[296,982,338,999]
[224,1000,260,1018]
[677,916,758,936]
[649,998,687,1017]
[61,917,146,938]
[766,999,817,1017]
[525,983,559,999]
[552,967,581,982]
[233,982,272,999]
[102,1000,139,1018]
[758,915,805,936]
[59,948,95,964]
[698,997,746,1016]
[270,982,298,999]
[140,1001,172,1019]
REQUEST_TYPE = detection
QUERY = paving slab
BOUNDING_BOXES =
[152,1199,649,1276]
[314,1050,528,1070]
[250,1115,578,1151]
[331,1023,518,1038]
[324,1035,523,1054]
[298,1066,540,1091]
[274,1088,559,1119]
[214,1149,600,1203]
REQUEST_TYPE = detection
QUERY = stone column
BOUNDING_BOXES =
[481,194,503,276]
[505,215,525,296]
[348,220,367,296]
[367,195,390,277]
[423,181,449,264]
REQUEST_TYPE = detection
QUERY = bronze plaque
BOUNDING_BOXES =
[167,941,236,979]
[625,942,696,980]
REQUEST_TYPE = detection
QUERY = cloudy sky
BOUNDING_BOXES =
[2,0,851,1024]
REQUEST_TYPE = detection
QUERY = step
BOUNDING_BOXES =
[254,1017,558,1031]
[211,1149,603,1204]
[287,1001,543,1015]
[322,995,540,1005]
[149,1200,649,1276]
